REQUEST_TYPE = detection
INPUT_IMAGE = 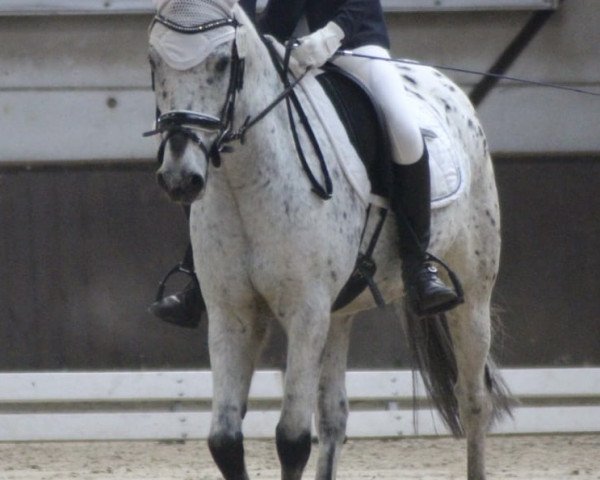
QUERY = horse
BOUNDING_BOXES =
[146,1,511,479]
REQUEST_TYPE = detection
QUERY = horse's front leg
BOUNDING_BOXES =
[276,294,332,480]
[314,315,353,480]
[207,305,267,480]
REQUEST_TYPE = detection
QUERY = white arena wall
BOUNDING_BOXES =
[1,368,600,441]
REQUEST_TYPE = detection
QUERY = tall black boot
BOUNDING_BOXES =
[148,207,206,328]
[390,146,462,316]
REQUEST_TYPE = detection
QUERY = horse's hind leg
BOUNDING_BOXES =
[445,147,503,479]
[207,306,267,480]
[314,316,353,480]
[447,297,494,480]
[276,294,332,480]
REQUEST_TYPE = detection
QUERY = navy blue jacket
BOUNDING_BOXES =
[257,0,390,50]
[239,0,257,21]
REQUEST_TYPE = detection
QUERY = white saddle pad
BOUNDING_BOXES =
[422,126,464,209]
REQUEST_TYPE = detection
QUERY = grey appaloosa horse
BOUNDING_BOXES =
[146,1,511,479]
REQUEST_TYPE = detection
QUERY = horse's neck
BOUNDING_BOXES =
[237,35,286,128]
[228,35,298,178]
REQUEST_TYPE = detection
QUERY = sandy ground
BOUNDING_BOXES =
[1,434,598,480]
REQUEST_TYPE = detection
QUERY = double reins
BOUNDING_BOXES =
[263,38,333,199]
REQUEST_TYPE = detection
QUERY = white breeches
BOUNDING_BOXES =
[332,45,424,165]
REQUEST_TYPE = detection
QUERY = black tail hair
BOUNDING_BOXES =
[405,311,513,437]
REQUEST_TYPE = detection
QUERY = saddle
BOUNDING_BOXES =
[316,64,393,199]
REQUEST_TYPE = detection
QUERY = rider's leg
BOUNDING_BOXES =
[333,46,460,315]
[389,146,461,315]
[148,206,206,327]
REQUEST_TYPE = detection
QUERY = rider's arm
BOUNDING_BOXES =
[330,0,387,45]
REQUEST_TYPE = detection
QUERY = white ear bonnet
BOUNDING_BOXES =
[149,0,236,70]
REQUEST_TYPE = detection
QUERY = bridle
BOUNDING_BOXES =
[144,13,245,168]
[144,7,333,199]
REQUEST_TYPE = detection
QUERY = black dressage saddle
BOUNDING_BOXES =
[316,64,394,198]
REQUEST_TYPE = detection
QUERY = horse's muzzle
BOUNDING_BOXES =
[156,170,205,204]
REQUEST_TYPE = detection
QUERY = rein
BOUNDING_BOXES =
[263,38,333,200]
[145,13,333,200]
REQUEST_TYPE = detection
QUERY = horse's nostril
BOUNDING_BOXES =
[189,173,205,190]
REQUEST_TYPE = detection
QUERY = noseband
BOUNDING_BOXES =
[144,13,244,168]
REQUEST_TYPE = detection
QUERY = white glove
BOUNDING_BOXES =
[292,21,345,69]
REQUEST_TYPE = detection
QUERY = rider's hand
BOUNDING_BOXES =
[291,22,345,69]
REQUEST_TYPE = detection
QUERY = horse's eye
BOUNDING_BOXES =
[215,56,229,73]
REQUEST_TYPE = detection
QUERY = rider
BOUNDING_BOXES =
[150,0,461,326]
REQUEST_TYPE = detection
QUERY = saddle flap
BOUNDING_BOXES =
[316,65,392,198]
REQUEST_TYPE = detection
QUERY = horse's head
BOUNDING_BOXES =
[147,0,244,203]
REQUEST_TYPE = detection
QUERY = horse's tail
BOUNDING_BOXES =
[405,312,513,437]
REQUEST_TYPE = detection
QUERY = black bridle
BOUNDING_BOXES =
[144,13,244,168]
[144,10,333,199]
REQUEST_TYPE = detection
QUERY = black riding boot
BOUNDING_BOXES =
[148,207,206,328]
[390,147,462,316]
